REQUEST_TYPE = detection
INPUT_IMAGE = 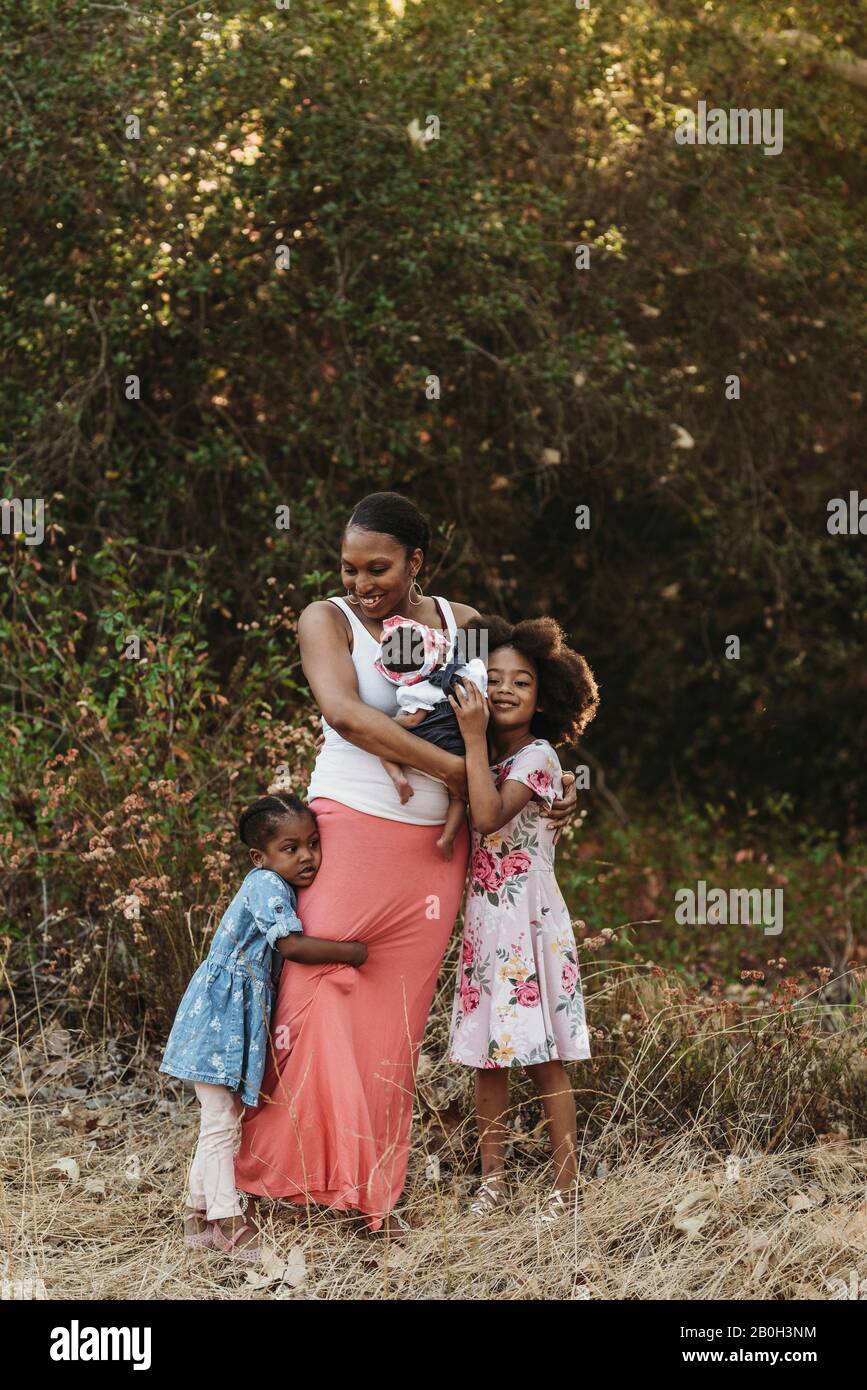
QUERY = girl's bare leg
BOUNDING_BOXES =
[525,1059,578,1190]
[385,709,434,805]
[474,1067,511,1177]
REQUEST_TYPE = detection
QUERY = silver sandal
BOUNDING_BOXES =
[531,1185,579,1227]
[469,1172,510,1216]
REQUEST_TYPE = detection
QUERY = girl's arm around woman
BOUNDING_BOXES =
[277,934,367,967]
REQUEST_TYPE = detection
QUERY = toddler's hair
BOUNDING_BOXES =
[239,794,315,850]
[478,614,600,746]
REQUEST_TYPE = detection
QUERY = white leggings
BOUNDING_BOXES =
[185,1082,245,1221]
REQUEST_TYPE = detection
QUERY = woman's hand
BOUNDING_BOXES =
[545,771,577,845]
[447,679,490,740]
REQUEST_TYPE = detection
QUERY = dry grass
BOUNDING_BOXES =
[3,1007,867,1301]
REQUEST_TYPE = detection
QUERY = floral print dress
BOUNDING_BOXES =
[449,739,592,1068]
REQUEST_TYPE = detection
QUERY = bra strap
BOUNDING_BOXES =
[433,596,458,643]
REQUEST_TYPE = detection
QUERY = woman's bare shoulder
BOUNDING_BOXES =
[448,600,482,624]
[298,599,351,642]
[299,598,337,625]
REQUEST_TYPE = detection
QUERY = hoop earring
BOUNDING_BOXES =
[345,591,360,606]
[409,579,424,606]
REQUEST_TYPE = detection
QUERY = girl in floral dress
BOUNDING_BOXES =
[447,615,599,1224]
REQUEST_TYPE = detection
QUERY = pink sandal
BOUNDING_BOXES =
[183,1210,214,1250]
[210,1219,261,1263]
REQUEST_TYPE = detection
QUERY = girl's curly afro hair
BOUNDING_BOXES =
[478,614,600,747]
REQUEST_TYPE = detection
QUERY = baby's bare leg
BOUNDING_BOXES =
[381,758,414,804]
[381,710,429,804]
[436,796,466,860]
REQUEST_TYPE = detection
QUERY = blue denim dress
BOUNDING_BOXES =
[159,869,303,1107]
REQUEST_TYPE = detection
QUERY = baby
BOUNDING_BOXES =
[375,616,488,858]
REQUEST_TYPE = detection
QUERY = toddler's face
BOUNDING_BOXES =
[252,812,322,888]
[486,645,539,729]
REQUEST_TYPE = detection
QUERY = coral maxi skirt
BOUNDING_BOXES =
[234,798,469,1230]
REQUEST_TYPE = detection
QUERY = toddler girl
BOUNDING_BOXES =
[375,614,488,857]
[447,616,599,1225]
[159,793,367,1260]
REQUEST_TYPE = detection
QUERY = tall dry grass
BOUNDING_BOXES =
[3,954,866,1301]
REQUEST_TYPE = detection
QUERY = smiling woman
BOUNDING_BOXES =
[232,492,577,1229]
[306,497,472,822]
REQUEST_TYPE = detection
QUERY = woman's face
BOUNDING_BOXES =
[486,644,539,730]
[341,526,422,619]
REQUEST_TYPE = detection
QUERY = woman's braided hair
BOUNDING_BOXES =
[238,794,315,850]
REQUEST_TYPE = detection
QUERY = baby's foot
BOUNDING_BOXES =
[394,774,414,805]
[436,832,455,860]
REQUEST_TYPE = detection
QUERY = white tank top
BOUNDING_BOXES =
[306,595,458,825]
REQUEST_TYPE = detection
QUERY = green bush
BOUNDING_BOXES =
[2,0,865,823]
[1,2,865,1040]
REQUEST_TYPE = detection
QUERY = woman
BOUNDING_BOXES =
[234,492,576,1235]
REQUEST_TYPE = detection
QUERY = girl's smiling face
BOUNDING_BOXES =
[250,811,322,889]
[486,644,540,730]
[340,526,422,621]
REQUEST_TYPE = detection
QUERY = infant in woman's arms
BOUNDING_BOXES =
[375,615,487,858]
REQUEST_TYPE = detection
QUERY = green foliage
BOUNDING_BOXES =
[556,807,864,982]
[0,3,864,1038]
[0,542,317,1029]
[2,1,864,821]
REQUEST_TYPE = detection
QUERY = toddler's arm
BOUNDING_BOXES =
[277,935,367,967]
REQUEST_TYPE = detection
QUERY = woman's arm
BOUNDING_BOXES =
[298,603,467,797]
